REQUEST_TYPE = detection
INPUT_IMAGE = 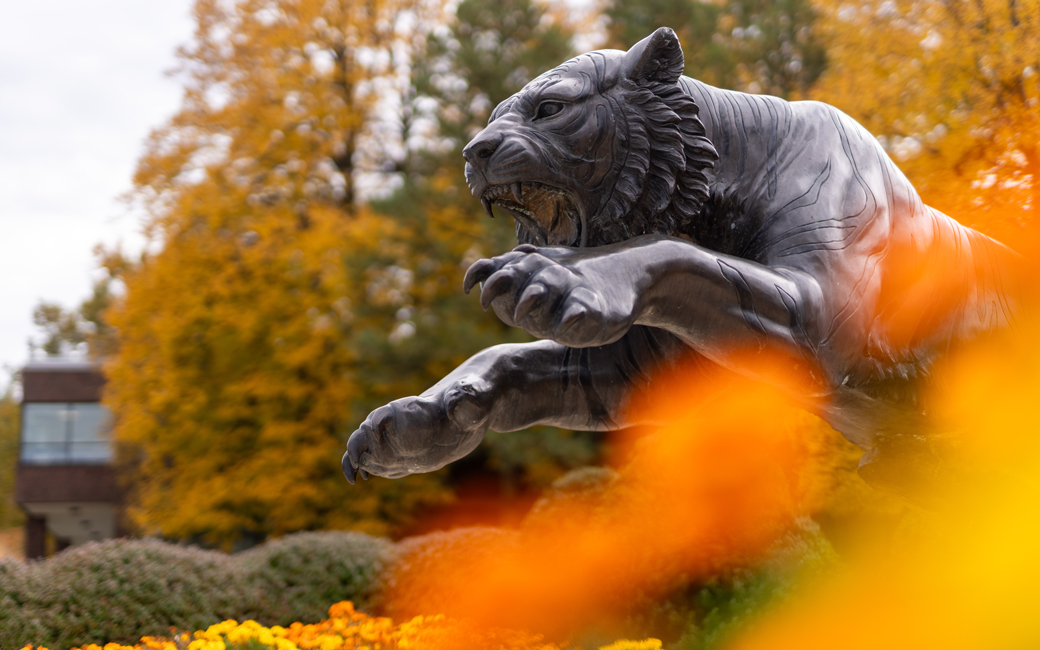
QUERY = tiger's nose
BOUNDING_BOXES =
[462,130,503,166]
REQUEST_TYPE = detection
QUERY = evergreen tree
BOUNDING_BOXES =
[602,0,827,98]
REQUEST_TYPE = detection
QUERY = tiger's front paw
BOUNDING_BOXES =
[463,244,638,348]
[343,377,491,483]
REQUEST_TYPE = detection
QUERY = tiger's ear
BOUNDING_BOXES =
[623,27,684,85]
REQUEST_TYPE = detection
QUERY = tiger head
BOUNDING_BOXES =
[463,27,718,248]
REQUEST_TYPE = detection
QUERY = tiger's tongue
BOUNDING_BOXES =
[515,184,579,246]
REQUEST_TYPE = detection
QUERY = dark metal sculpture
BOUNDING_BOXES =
[344,28,1017,491]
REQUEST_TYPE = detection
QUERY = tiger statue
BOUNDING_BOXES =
[343,28,1017,495]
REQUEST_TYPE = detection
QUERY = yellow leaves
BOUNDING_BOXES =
[106,0,547,548]
[106,169,450,544]
[812,0,1040,237]
[135,0,452,221]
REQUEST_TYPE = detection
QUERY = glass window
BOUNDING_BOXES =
[21,442,68,463]
[22,404,67,443]
[69,441,113,463]
[71,403,111,443]
[21,403,113,464]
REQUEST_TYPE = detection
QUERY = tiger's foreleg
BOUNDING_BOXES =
[467,234,829,384]
[343,328,688,482]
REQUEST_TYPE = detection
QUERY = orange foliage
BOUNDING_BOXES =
[106,0,456,546]
[813,0,1040,241]
[726,289,1040,649]
[106,198,452,543]
[383,355,831,636]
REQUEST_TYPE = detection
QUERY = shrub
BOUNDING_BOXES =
[0,532,392,649]
[379,526,519,621]
[0,539,245,649]
[240,531,393,625]
[657,519,839,650]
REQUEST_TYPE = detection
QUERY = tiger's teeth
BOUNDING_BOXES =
[510,182,524,205]
[481,196,494,219]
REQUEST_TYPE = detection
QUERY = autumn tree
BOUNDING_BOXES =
[812,0,1040,241]
[107,0,456,547]
[0,380,23,530]
[601,0,827,98]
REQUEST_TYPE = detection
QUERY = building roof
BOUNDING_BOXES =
[22,358,105,402]
[23,357,102,372]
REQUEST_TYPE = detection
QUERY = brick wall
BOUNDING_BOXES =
[15,464,121,503]
[22,368,105,402]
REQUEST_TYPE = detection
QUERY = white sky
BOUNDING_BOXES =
[0,1,194,379]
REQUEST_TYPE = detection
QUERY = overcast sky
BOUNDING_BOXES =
[0,1,194,379]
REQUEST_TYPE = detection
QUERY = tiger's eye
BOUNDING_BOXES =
[536,101,564,120]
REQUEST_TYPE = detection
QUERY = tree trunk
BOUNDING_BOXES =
[332,43,357,217]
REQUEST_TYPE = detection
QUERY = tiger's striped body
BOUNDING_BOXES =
[344,28,1017,492]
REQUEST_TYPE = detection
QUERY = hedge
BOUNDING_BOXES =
[0,531,392,649]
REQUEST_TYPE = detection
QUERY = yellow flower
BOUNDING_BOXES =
[225,620,264,644]
[598,640,663,650]
[328,601,357,619]
[26,598,667,650]
[317,635,343,650]
[141,636,178,650]
[274,638,298,650]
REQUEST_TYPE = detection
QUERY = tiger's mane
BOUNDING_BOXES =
[590,77,718,245]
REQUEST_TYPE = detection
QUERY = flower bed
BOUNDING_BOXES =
[19,601,661,650]
[0,533,393,649]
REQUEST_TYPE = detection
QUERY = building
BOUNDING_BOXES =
[15,358,123,558]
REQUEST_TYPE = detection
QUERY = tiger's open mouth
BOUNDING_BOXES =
[481,181,584,247]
